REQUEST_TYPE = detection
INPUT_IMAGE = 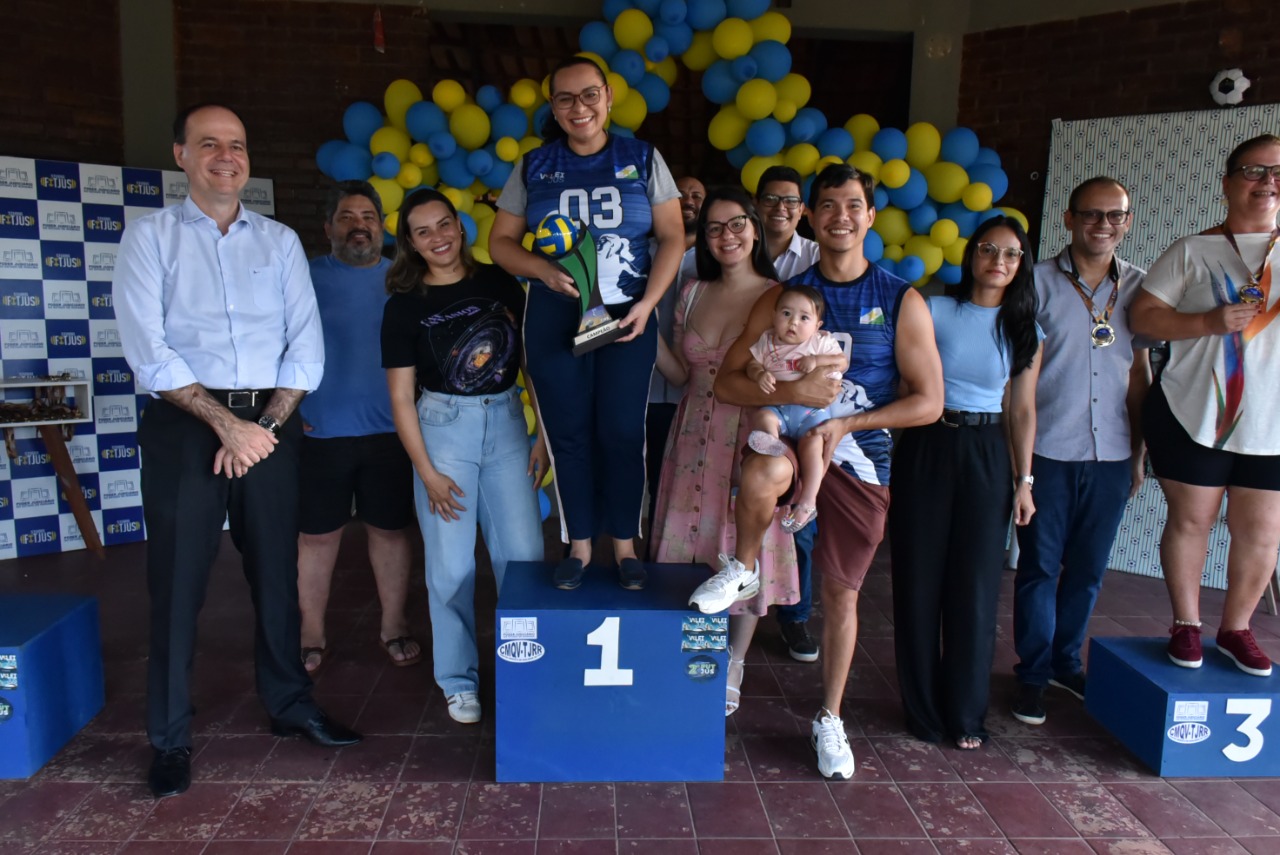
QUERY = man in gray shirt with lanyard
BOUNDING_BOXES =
[1011,177,1151,726]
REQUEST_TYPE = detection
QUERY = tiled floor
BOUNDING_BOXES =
[4,523,1280,854]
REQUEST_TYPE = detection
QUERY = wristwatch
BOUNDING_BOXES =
[1017,475,1035,487]
[257,415,281,437]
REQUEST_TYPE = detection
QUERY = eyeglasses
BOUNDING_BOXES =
[551,87,603,111]
[758,194,802,209]
[1231,164,1280,181]
[704,215,750,238]
[1072,209,1132,225]
[976,242,1024,262]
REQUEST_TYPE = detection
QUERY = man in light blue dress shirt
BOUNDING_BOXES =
[114,104,360,799]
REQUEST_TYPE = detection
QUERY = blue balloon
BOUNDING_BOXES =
[875,257,897,277]
[701,60,738,104]
[898,255,926,282]
[862,229,884,263]
[727,0,771,18]
[458,211,478,246]
[978,208,1004,225]
[802,174,815,206]
[745,118,785,157]
[686,0,728,31]
[633,0,662,13]
[939,127,980,168]
[603,0,632,23]
[787,114,819,145]
[873,186,889,210]
[427,132,457,159]
[966,165,1009,204]
[816,127,855,160]
[466,149,494,177]
[611,49,647,86]
[437,151,474,190]
[939,201,980,238]
[886,168,928,210]
[331,144,372,182]
[731,55,758,83]
[794,107,828,138]
[538,489,551,521]
[655,21,694,54]
[372,152,401,180]
[343,101,385,147]
[972,146,1002,168]
[937,261,962,285]
[659,0,688,24]
[645,35,670,63]
[611,126,636,138]
[727,142,753,168]
[634,73,671,112]
[406,101,448,142]
[870,127,908,161]
[484,159,514,190]
[476,85,504,114]
[580,20,619,56]
[490,104,529,141]
[748,40,791,82]
[315,140,347,178]
[532,103,553,138]
[907,199,939,234]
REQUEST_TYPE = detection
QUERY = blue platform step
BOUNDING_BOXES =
[494,560,727,782]
[1087,635,1280,777]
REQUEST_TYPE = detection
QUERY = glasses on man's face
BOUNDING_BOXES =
[1072,209,1132,225]
[1232,164,1280,181]
[704,215,750,238]
[976,242,1024,262]
[552,87,603,111]
[758,194,802,210]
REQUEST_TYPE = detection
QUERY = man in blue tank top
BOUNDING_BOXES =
[714,165,944,780]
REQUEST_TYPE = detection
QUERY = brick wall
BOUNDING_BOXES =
[0,0,123,165]
[958,0,1280,240]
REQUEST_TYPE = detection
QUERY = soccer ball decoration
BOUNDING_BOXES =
[1210,68,1251,106]
[534,214,578,257]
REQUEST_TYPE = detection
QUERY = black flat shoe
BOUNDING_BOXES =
[617,557,647,591]
[270,711,362,748]
[554,557,586,590]
[148,747,191,798]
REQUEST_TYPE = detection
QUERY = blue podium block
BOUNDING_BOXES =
[1087,636,1280,777]
[495,561,727,782]
[0,595,105,779]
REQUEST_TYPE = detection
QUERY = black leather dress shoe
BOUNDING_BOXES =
[270,711,362,747]
[148,747,192,798]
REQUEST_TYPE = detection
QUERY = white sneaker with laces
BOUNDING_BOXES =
[811,709,855,780]
[689,554,761,614]
[447,691,481,724]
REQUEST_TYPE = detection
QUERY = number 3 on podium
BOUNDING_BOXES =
[584,617,634,686]
[1223,698,1271,763]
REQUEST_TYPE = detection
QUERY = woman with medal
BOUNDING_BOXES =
[1131,133,1280,677]
[888,215,1043,749]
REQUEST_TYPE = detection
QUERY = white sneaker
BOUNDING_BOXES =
[689,554,761,614]
[447,691,481,724]
[811,709,855,780]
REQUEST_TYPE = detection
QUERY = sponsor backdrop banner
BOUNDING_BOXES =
[0,156,274,560]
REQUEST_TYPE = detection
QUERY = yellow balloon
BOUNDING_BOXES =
[879,159,910,189]
[712,18,754,60]
[368,177,404,216]
[432,79,467,113]
[420,163,439,187]
[708,104,750,151]
[510,78,542,109]
[816,155,845,171]
[518,136,543,156]
[409,142,435,167]
[396,163,422,189]
[541,75,552,103]
[750,11,792,44]
[735,79,777,121]
[871,206,911,247]
[370,126,412,161]
[541,467,554,488]
[845,113,880,153]
[904,122,942,170]
[929,218,959,248]
[469,178,488,199]
[905,235,945,275]
[523,405,536,435]
[682,31,718,71]
[495,136,521,163]
[442,186,473,215]
[575,52,610,75]
[384,79,423,130]
[614,9,655,51]
[998,207,1030,231]
[384,210,399,237]
[472,203,495,223]
[924,162,969,204]
[943,236,968,266]
[913,274,930,289]
[846,150,883,181]
[772,99,797,123]
[883,243,904,262]
[472,246,492,265]
[783,143,821,176]
[520,388,530,405]
[774,74,811,109]
[449,104,491,151]
[653,56,679,87]
[962,182,993,212]
[741,154,784,195]
[606,72,630,105]
[611,89,648,130]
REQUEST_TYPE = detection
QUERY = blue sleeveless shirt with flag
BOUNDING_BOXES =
[784,264,911,485]
[516,135,659,304]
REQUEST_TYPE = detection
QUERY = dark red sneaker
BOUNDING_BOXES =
[1217,628,1273,677]
[1168,624,1203,669]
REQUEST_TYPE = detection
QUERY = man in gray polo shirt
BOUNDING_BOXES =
[1011,176,1151,726]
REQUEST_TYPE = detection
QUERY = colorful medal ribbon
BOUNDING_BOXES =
[1061,250,1121,348]
[1221,224,1279,304]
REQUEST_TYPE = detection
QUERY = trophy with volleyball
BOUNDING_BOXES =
[534,213,625,356]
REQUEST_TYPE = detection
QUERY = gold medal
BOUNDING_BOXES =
[1220,225,1278,306]
[1062,251,1122,349]
[1091,322,1116,347]
[1240,285,1265,304]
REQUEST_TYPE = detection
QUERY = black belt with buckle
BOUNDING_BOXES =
[206,388,273,409]
[939,409,1002,428]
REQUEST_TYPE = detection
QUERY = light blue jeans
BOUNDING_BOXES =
[415,386,544,696]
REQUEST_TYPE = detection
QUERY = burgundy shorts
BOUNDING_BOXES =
[813,463,890,591]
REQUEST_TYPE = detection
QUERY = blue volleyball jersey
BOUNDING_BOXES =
[520,136,657,304]
[785,264,911,485]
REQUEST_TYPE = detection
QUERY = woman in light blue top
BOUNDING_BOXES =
[889,215,1043,750]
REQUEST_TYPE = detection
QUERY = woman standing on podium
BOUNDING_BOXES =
[490,55,684,593]
[1130,133,1280,678]
[383,188,547,725]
